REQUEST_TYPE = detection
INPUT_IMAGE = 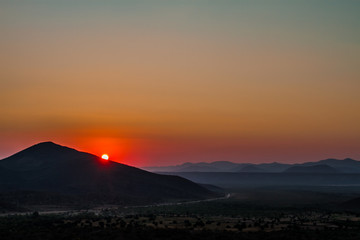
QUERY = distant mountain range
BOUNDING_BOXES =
[142,158,360,173]
[284,164,338,174]
[0,142,217,207]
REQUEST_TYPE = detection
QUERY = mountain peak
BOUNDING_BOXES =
[0,141,96,172]
[7,141,85,159]
[37,141,57,145]
[30,141,70,150]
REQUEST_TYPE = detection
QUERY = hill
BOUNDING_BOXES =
[0,142,217,207]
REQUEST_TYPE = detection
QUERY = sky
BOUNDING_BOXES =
[1,0,359,167]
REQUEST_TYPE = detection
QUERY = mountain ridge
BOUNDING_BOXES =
[0,142,218,206]
[283,164,338,173]
[142,158,360,173]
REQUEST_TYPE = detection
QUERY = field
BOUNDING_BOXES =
[1,186,360,239]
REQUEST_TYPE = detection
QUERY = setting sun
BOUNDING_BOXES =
[101,154,109,160]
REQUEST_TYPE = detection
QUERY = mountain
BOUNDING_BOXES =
[206,161,241,171]
[301,158,360,173]
[283,164,338,173]
[0,142,217,206]
[177,165,219,172]
[159,172,360,188]
[257,162,291,172]
[143,161,240,172]
[143,159,360,173]
[237,165,264,172]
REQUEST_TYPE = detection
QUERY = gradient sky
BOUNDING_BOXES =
[1,0,359,167]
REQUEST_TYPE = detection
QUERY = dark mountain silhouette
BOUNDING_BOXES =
[144,161,240,172]
[256,162,291,172]
[301,158,360,173]
[177,165,219,172]
[143,158,360,173]
[237,165,264,172]
[0,142,217,205]
[159,172,360,188]
[199,184,225,193]
[206,161,241,171]
[283,164,338,173]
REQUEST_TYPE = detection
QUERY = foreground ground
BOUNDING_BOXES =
[1,211,360,240]
[1,186,360,239]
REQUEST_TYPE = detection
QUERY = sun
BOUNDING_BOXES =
[101,154,109,160]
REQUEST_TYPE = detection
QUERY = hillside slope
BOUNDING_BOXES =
[0,142,217,205]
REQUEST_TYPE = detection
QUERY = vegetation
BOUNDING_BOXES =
[1,186,360,239]
[1,212,360,240]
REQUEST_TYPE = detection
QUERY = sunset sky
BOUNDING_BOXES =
[1,0,359,167]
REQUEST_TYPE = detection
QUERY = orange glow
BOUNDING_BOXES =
[65,136,147,166]
[101,154,109,160]
[1,2,360,167]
